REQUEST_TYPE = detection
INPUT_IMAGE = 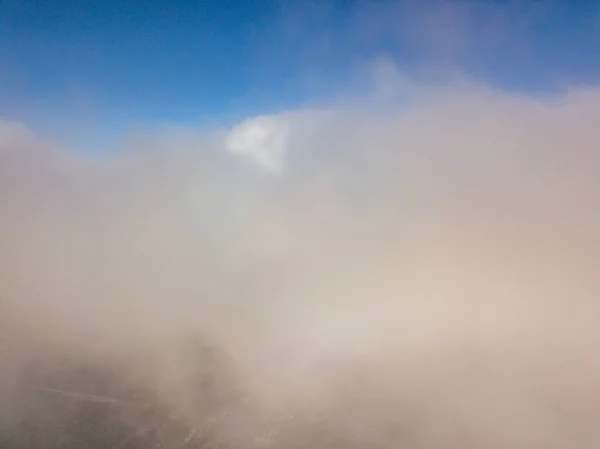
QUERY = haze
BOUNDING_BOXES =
[2,1,600,448]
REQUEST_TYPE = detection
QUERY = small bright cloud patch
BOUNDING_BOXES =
[225,115,291,173]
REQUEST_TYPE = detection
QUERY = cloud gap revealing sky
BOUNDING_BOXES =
[1,0,599,152]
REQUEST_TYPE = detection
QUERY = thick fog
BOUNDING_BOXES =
[2,74,600,448]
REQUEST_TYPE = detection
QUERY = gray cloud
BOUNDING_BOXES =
[2,69,600,448]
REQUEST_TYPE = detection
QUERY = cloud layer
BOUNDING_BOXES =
[2,69,600,448]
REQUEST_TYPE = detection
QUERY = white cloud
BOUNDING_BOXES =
[225,114,292,173]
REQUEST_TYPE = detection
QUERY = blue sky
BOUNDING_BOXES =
[1,0,599,152]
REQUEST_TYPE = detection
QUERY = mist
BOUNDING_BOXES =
[2,69,600,448]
